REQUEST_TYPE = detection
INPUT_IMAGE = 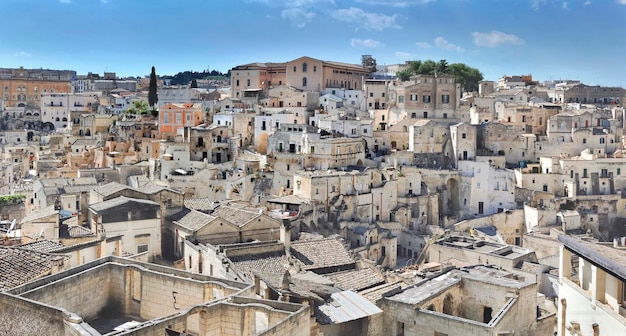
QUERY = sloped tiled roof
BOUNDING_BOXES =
[16,240,65,253]
[92,182,133,197]
[67,225,95,238]
[0,247,65,291]
[184,198,218,212]
[89,196,159,212]
[291,237,355,271]
[21,206,58,224]
[136,183,180,195]
[170,208,215,232]
[211,205,260,227]
[231,252,294,280]
[325,268,385,291]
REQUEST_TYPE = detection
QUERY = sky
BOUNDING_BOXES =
[0,0,625,86]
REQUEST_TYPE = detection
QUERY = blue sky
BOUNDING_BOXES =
[1,0,625,86]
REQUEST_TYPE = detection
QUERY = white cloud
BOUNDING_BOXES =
[251,0,334,28]
[618,0,626,4]
[395,51,412,59]
[415,41,431,48]
[561,1,569,9]
[101,0,109,3]
[59,0,71,3]
[251,0,334,6]
[13,51,31,57]
[281,8,316,28]
[472,30,523,47]
[531,0,544,10]
[351,38,383,48]
[434,37,464,52]
[356,0,434,7]
[584,0,591,4]
[331,7,401,31]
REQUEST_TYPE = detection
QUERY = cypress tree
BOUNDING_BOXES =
[148,66,158,109]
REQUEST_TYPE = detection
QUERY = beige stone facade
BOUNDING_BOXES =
[231,56,370,99]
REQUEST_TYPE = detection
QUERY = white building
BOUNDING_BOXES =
[557,234,626,336]
[457,159,516,217]
[40,93,97,132]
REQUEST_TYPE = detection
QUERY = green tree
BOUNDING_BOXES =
[448,63,484,93]
[148,66,158,109]
[397,69,412,81]
[436,59,448,75]
[190,79,198,88]
[397,59,484,93]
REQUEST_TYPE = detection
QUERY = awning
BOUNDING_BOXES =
[175,169,187,175]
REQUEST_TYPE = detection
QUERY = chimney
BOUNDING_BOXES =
[280,218,291,253]
[280,270,291,290]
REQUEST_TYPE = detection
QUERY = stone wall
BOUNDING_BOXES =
[20,263,119,321]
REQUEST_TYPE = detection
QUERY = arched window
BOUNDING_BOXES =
[302,63,308,72]
[302,77,307,87]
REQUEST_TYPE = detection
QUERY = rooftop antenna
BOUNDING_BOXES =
[6,219,16,235]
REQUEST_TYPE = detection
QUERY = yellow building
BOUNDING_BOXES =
[231,56,371,99]
[0,67,73,110]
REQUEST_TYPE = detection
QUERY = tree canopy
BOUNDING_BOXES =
[397,59,484,93]
[164,69,229,86]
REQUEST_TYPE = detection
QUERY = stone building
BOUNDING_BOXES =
[88,196,162,258]
[387,74,461,124]
[0,256,310,335]
[557,234,626,336]
[0,67,74,110]
[380,265,554,336]
[230,56,371,99]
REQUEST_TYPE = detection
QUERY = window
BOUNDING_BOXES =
[443,113,447,119]
[461,133,466,139]
[137,245,148,253]
[582,138,587,144]
[302,77,307,87]
[441,95,450,104]
[302,63,307,72]
[236,79,239,87]
[246,79,250,86]
[381,93,385,97]
[293,66,297,72]
[423,95,431,103]
[410,94,418,101]
[313,65,317,72]
[369,92,373,97]
[522,115,526,122]
[543,184,548,192]
[600,138,605,144]
[163,113,169,123]
[398,96,404,103]
[618,168,621,175]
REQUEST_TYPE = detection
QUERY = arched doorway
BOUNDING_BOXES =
[446,178,460,216]
[442,294,453,315]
